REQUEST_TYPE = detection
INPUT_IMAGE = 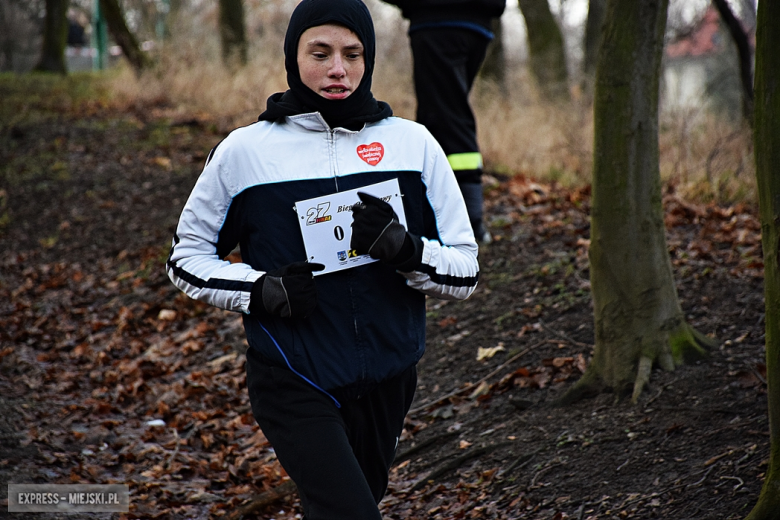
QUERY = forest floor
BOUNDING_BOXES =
[0,80,770,520]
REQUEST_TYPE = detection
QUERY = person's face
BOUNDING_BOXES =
[297,24,365,100]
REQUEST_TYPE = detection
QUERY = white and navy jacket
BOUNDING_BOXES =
[167,112,479,403]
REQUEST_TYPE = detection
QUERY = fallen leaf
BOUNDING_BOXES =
[153,156,172,170]
[551,356,574,368]
[469,380,491,399]
[438,316,457,328]
[477,345,505,361]
[158,309,177,321]
[447,330,471,343]
[207,352,238,368]
[575,353,588,373]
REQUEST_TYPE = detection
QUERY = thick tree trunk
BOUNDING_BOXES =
[581,0,606,97]
[0,1,16,72]
[99,0,149,72]
[34,0,69,74]
[479,18,505,87]
[712,0,754,123]
[218,0,247,67]
[517,0,569,101]
[745,1,780,518]
[558,0,713,406]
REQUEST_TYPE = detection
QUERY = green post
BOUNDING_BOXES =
[92,0,108,70]
[156,0,170,41]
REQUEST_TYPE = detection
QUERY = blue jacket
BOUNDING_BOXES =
[167,112,479,404]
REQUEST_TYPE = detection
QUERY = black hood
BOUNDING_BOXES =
[258,0,392,130]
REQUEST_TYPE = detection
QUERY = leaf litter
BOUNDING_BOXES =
[0,97,770,519]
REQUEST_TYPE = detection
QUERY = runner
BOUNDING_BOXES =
[166,1,479,517]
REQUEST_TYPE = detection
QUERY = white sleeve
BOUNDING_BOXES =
[400,140,480,301]
[166,149,262,313]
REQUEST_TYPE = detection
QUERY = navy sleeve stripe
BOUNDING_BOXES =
[167,233,181,265]
[167,259,254,293]
[206,138,226,166]
[418,263,479,288]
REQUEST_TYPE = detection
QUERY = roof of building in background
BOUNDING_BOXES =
[666,5,755,60]
[666,7,722,59]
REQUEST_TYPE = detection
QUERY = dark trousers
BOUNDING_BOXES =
[245,347,417,520]
[410,27,489,164]
[410,28,490,234]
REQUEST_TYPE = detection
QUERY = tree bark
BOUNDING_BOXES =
[0,0,16,72]
[517,0,569,101]
[745,1,780,518]
[99,0,149,72]
[581,0,606,97]
[557,0,714,406]
[34,0,69,74]
[712,0,754,123]
[479,17,505,88]
[219,0,247,67]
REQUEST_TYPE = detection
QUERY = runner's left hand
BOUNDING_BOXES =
[350,192,407,262]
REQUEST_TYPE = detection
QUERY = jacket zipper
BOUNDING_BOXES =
[330,125,366,393]
[328,128,339,192]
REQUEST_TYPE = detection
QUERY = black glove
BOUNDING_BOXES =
[350,192,410,260]
[250,262,325,318]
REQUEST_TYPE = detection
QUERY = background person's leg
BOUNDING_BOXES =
[458,181,487,240]
[410,28,491,241]
[245,349,382,520]
[411,28,480,156]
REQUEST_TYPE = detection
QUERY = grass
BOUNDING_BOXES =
[1,0,756,207]
[0,72,112,126]
[104,48,754,206]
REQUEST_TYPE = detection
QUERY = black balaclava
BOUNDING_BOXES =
[258,0,392,130]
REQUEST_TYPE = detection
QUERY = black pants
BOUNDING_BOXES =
[410,27,490,234]
[245,347,417,520]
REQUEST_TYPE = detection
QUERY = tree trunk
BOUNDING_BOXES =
[99,0,149,72]
[479,18,505,88]
[0,1,16,73]
[745,1,780,518]
[34,0,69,74]
[558,0,714,405]
[218,0,247,67]
[517,0,569,101]
[712,0,754,124]
[581,0,606,97]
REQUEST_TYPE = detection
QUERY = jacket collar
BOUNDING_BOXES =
[287,112,365,133]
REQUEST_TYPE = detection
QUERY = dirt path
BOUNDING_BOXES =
[0,102,769,519]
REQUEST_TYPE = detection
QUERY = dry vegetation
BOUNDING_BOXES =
[103,0,755,205]
[0,3,767,516]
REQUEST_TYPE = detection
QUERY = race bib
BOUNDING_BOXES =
[295,179,406,276]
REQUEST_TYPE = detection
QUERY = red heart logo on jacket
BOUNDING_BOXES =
[357,143,384,166]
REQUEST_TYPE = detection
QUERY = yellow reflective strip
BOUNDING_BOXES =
[447,152,483,171]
